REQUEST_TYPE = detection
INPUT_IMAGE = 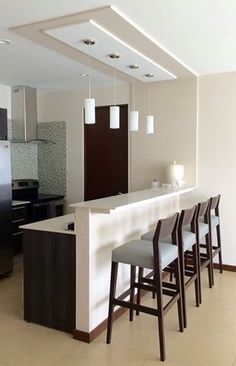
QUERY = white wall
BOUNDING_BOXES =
[38,79,198,212]
[37,84,130,210]
[0,84,11,117]
[195,72,236,265]
[131,78,198,191]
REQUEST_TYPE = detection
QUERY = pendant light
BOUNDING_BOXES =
[145,73,155,134]
[129,64,139,132]
[83,39,96,125]
[109,53,120,129]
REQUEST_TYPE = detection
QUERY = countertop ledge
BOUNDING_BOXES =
[20,214,75,235]
[70,186,195,214]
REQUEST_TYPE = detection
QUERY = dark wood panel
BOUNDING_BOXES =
[23,230,75,333]
[84,104,128,201]
[0,108,7,140]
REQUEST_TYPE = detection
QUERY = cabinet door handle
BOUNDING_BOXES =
[12,231,24,236]
[12,218,25,224]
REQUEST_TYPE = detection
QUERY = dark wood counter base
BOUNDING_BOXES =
[23,229,75,334]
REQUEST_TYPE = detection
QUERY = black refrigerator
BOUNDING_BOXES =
[0,140,13,276]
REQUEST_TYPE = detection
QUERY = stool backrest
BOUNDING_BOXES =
[178,206,196,240]
[196,200,209,223]
[153,212,179,272]
[153,212,179,243]
[208,194,220,216]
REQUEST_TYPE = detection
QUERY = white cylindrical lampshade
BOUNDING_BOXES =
[110,106,120,129]
[130,110,139,131]
[84,98,95,124]
[146,115,154,134]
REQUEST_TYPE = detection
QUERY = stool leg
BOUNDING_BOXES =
[155,269,166,361]
[179,249,187,328]
[106,261,118,344]
[196,235,202,304]
[129,265,136,321]
[193,243,200,307]
[136,267,143,316]
[216,225,223,273]
[206,233,214,287]
[175,258,184,333]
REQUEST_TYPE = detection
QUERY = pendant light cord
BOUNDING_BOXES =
[113,68,116,106]
[148,82,151,114]
[133,77,136,110]
[88,54,91,99]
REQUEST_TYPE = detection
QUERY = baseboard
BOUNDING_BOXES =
[73,271,168,343]
[213,263,236,272]
[73,305,126,343]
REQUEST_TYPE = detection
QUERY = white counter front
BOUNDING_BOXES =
[72,186,195,337]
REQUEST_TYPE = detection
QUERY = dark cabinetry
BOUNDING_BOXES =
[23,230,75,333]
[12,204,29,254]
[32,200,64,222]
[0,108,7,140]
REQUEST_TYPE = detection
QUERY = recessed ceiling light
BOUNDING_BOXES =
[145,73,154,78]
[129,64,139,69]
[109,53,120,59]
[80,73,90,77]
[82,39,96,46]
[0,39,11,45]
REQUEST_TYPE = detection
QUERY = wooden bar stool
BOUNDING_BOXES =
[195,200,213,303]
[141,206,200,329]
[207,195,223,284]
[106,213,183,362]
[177,206,200,327]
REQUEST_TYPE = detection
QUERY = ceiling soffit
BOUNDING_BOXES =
[10,6,196,83]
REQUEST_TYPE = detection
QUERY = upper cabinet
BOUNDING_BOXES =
[0,108,7,140]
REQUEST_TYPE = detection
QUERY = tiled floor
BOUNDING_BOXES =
[0,260,236,365]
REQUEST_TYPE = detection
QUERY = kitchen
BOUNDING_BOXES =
[0,2,236,366]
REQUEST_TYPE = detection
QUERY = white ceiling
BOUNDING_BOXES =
[45,20,176,82]
[1,0,236,89]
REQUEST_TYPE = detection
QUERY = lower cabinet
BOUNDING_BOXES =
[23,230,75,333]
[12,204,30,255]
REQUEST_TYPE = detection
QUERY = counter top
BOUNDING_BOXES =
[20,214,75,235]
[70,186,195,214]
[12,200,31,207]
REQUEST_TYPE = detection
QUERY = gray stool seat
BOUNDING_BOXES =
[112,239,178,270]
[141,230,196,251]
[200,215,219,228]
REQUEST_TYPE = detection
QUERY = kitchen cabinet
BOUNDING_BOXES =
[0,108,7,140]
[12,203,30,255]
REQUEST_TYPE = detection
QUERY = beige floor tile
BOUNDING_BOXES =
[0,263,236,366]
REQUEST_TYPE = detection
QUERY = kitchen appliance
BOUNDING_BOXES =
[0,140,13,276]
[11,86,53,144]
[12,179,64,222]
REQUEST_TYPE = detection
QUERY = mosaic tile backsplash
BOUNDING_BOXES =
[38,121,67,195]
[8,120,67,196]
[10,143,38,180]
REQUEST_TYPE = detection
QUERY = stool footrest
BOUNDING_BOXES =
[113,299,159,317]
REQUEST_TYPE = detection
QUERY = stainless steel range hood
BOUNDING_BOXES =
[11,86,54,144]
